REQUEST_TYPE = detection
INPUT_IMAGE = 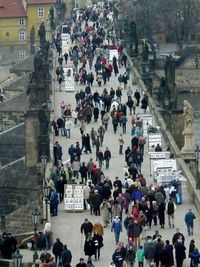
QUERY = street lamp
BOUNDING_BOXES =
[31,208,40,263]
[12,250,23,267]
[195,145,200,189]
[43,184,50,221]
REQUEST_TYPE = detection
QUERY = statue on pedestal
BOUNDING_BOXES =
[142,42,149,62]
[38,21,46,46]
[181,100,195,154]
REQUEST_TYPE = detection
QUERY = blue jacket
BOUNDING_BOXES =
[185,211,196,226]
[111,219,122,232]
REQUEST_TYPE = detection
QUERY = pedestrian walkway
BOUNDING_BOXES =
[20,13,200,267]
[38,59,200,266]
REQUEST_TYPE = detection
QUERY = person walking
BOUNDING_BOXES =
[126,245,136,267]
[136,245,145,267]
[65,118,74,138]
[111,216,122,245]
[80,219,93,239]
[184,208,196,235]
[61,244,72,266]
[97,124,105,146]
[52,238,63,265]
[100,199,111,228]
[121,114,127,134]
[118,134,124,155]
[112,245,124,267]
[166,197,176,228]
[93,231,103,260]
[97,149,104,169]
[174,239,186,267]
[104,147,111,169]
[84,233,96,261]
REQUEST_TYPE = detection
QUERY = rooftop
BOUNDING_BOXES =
[25,0,56,4]
[0,0,26,18]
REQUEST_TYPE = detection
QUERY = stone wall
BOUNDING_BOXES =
[0,111,25,132]
[0,160,39,217]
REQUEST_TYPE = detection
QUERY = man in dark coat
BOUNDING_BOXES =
[79,162,88,184]
[92,190,102,216]
[80,219,93,238]
[174,239,186,267]
[52,238,63,264]
[61,244,72,265]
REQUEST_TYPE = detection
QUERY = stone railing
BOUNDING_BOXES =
[125,51,200,214]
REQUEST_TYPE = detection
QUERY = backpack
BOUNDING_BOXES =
[167,201,175,215]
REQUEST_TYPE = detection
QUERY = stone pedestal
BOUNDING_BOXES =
[25,110,39,169]
[181,128,195,155]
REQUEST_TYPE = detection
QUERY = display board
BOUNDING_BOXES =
[148,133,162,150]
[64,184,84,211]
[109,49,118,61]
[149,151,170,175]
[63,61,74,92]
[61,33,71,45]
[140,114,153,135]
[152,159,177,179]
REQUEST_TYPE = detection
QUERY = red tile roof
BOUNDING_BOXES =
[26,0,56,4]
[0,0,26,18]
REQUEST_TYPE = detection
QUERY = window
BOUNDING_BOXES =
[19,31,25,41]
[19,18,25,26]
[19,50,25,59]
[38,7,44,18]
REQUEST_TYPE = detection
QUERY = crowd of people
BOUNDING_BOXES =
[46,0,200,266]
[7,1,197,267]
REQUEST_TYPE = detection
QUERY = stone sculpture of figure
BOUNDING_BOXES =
[33,51,43,83]
[181,100,195,153]
[183,100,194,130]
[38,21,46,46]
[39,103,50,135]
[165,55,175,85]
[142,41,149,62]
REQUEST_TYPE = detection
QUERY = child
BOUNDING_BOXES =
[136,245,145,267]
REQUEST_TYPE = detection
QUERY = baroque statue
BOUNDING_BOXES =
[181,100,195,154]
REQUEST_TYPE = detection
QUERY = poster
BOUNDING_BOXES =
[152,159,177,179]
[109,49,118,61]
[148,133,162,151]
[149,152,170,175]
[63,63,74,92]
[140,114,153,135]
[61,33,71,45]
[64,184,84,211]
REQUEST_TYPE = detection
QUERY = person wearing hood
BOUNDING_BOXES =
[144,239,155,266]
[111,216,122,245]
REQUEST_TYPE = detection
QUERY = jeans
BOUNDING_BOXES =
[127,261,134,267]
[65,129,71,138]
[122,124,126,134]
[105,159,110,169]
[114,231,120,244]
[119,145,123,154]
[187,224,194,235]
[98,159,103,169]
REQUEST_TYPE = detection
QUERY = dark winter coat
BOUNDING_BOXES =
[174,242,186,261]
[52,240,63,256]
[61,248,72,264]
[84,238,96,256]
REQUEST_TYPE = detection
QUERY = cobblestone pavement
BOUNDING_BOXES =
[21,58,200,266]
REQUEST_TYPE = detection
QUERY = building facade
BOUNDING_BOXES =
[0,0,55,64]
